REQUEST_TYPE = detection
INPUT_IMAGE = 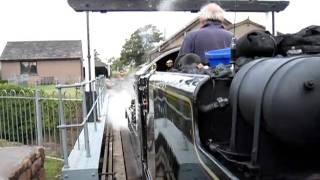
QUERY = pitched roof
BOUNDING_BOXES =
[95,60,107,67]
[226,18,265,30]
[0,40,83,61]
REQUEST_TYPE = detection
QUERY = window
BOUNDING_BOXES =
[20,61,37,75]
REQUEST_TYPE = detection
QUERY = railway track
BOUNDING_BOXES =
[101,123,115,180]
[100,123,142,180]
[120,128,142,180]
[101,122,142,180]
[100,77,141,180]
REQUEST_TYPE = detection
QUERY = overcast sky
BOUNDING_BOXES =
[0,0,319,61]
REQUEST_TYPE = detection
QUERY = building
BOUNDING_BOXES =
[95,60,110,78]
[226,18,266,38]
[0,40,83,85]
[149,18,265,60]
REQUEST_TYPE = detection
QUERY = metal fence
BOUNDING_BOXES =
[7,74,29,85]
[0,85,82,157]
[7,74,81,86]
[57,76,107,167]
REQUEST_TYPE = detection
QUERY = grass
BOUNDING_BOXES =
[44,158,63,180]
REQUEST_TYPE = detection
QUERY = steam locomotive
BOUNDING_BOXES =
[126,47,320,179]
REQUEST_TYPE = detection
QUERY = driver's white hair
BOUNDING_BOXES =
[199,3,225,22]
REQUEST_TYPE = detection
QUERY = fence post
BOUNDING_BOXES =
[35,89,43,145]
[58,87,69,168]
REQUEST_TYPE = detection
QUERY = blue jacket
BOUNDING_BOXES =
[177,20,233,64]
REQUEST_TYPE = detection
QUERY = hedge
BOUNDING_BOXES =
[0,84,82,144]
[0,80,8,84]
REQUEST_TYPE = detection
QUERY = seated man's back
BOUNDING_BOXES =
[176,3,233,66]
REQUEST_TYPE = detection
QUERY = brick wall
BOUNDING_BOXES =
[1,58,82,85]
[8,147,46,180]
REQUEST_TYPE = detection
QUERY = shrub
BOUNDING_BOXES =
[0,83,33,93]
[0,84,36,143]
[0,84,82,145]
[0,80,8,84]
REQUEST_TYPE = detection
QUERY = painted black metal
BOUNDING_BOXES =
[85,91,95,122]
[86,12,92,91]
[127,39,320,179]
[272,11,275,35]
[136,74,150,179]
[193,78,239,180]
[229,58,269,151]
[129,48,182,179]
[150,55,320,179]
[67,0,289,13]
[249,56,305,165]
[147,72,238,179]
[230,55,320,146]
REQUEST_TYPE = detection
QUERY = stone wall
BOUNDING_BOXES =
[8,147,46,180]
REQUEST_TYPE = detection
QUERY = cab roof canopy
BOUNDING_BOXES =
[67,0,289,13]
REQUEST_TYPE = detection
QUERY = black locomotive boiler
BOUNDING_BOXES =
[126,48,320,180]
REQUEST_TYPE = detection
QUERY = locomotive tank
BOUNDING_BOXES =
[230,55,320,146]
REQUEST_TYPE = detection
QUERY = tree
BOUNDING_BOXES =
[139,24,164,52]
[94,49,102,62]
[120,30,144,66]
[120,24,164,66]
[106,57,116,64]
[111,57,123,71]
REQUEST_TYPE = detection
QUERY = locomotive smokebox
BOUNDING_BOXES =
[230,55,320,146]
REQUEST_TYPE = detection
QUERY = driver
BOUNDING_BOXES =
[175,3,233,67]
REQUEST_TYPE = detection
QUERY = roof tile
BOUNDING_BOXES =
[0,40,83,61]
